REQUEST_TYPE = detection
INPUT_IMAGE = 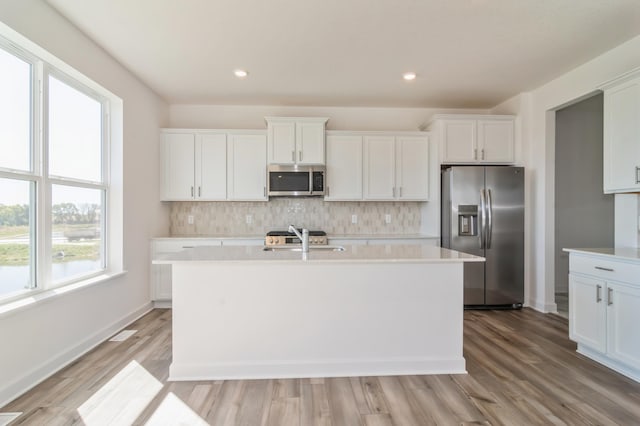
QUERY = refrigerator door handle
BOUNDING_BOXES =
[479,189,486,249]
[486,189,493,249]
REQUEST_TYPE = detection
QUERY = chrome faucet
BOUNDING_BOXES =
[288,225,309,253]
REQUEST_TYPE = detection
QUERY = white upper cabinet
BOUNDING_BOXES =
[364,136,396,200]
[162,131,227,201]
[477,119,515,163]
[429,115,515,164]
[325,135,363,200]
[363,134,429,201]
[197,133,227,200]
[396,136,430,200]
[600,69,640,193]
[266,117,328,165]
[227,133,268,201]
[161,132,196,200]
[161,129,267,201]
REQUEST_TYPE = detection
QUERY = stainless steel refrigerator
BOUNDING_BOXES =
[441,166,524,308]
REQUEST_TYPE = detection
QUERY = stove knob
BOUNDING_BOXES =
[267,237,273,244]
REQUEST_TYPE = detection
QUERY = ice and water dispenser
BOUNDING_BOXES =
[457,205,478,236]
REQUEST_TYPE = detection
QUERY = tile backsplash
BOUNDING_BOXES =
[170,199,422,236]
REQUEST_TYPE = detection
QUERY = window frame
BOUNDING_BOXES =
[0,32,119,304]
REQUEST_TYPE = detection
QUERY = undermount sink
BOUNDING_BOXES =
[262,245,345,252]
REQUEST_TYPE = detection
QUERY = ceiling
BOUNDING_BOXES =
[46,0,640,108]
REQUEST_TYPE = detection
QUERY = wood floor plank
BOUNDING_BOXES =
[377,376,429,425]
[300,379,332,426]
[4,308,640,426]
[326,377,363,426]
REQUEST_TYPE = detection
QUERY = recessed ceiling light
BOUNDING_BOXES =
[234,69,248,78]
[403,72,417,81]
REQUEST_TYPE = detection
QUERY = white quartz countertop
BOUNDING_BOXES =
[154,244,484,264]
[563,247,640,263]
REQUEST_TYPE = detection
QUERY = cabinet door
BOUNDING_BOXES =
[363,136,396,200]
[606,281,640,370]
[325,135,363,200]
[152,264,173,300]
[477,120,514,163]
[196,133,227,200]
[442,120,477,163]
[161,132,195,200]
[296,121,325,164]
[268,121,296,164]
[603,80,640,193]
[396,136,429,200]
[228,134,267,200]
[569,273,607,353]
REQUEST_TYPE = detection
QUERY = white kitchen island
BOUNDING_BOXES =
[154,244,484,381]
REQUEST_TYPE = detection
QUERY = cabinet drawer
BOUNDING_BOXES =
[570,254,640,284]
[153,239,222,254]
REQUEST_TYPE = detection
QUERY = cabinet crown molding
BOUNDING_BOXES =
[597,66,640,90]
[264,116,329,124]
[425,114,515,129]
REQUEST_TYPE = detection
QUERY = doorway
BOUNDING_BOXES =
[554,93,614,318]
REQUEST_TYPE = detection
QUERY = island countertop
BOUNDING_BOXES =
[153,243,484,264]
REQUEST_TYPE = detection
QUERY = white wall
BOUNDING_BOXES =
[0,0,170,406]
[169,104,489,131]
[492,35,640,312]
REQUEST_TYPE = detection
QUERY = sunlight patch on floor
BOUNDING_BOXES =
[145,392,209,425]
[77,360,162,424]
[0,413,22,426]
[109,329,137,342]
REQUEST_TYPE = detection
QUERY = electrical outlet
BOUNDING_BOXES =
[385,214,392,224]
[351,214,358,224]
[187,215,194,225]
[246,214,253,224]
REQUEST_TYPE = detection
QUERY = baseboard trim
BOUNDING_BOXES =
[577,344,640,383]
[0,302,153,408]
[529,298,557,313]
[169,358,467,381]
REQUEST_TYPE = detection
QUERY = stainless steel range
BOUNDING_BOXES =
[265,229,327,246]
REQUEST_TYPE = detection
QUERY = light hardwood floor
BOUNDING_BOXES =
[3,308,640,425]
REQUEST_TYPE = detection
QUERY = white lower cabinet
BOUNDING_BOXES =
[568,251,640,382]
[328,237,439,246]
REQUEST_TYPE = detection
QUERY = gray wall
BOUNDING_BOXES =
[554,93,614,293]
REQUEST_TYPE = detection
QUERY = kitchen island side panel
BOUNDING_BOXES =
[169,262,465,380]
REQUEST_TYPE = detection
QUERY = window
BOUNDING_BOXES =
[0,35,116,303]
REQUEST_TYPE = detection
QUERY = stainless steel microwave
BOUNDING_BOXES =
[267,165,325,197]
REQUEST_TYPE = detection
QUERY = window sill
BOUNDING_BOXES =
[0,270,127,319]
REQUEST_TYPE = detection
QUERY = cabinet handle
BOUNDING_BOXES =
[636,166,640,184]
[326,186,330,197]
[607,287,613,306]
[481,149,485,160]
[399,187,403,197]
[299,151,302,161]
[264,186,266,197]
[596,284,602,303]
[474,149,477,160]
[191,186,194,197]
[198,186,201,197]
[182,246,194,249]
[392,187,396,197]
[595,266,614,272]
[292,151,295,162]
